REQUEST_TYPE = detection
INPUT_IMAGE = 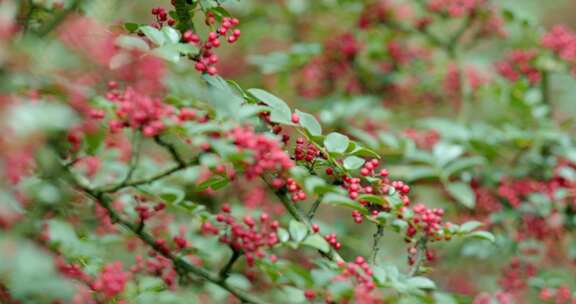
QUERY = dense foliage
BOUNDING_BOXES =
[1,0,576,303]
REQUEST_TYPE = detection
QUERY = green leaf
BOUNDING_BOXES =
[304,176,327,194]
[248,89,292,124]
[405,277,436,290]
[280,286,305,303]
[162,26,180,44]
[289,220,308,243]
[172,43,199,55]
[115,35,150,51]
[153,44,181,62]
[159,187,185,204]
[210,6,232,18]
[433,143,464,167]
[322,193,364,211]
[459,220,483,233]
[467,231,495,243]
[441,156,484,178]
[343,155,365,170]
[295,109,322,136]
[124,22,140,32]
[302,234,330,253]
[445,182,475,209]
[357,194,386,205]
[197,176,229,191]
[401,166,438,182]
[324,132,349,154]
[277,228,290,243]
[140,25,165,46]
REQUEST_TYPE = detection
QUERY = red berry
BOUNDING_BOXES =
[291,113,300,123]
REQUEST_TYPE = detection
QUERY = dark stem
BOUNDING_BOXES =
[123,131,142,185]
[35,0,84,37]
[64,171,264,304]
[307,197,322,220]
[154,135,186,167]
[541,70,551,113]
[370,225,384,265]
[261,177,344,263]
[174,0,194,33]
[409,237,427,277]
[219,248,242,281]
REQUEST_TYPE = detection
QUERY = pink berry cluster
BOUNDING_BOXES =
[335,257,379,302]
[228,126,294,179]
[402,128,440,150]
[186,17,240,75]
[495,50,541,85]
[100,83,199,137]
[539,285,575,304]
[135,201,166,222]
[133,253,178,288]
[541,25,576,75]
[409,204,446,239]
[285,178,307,202]
[213,204,280,267]
[294,137,321,162]
[150,7,175,28]
[91,262,130,300]
[324,233,342,250]
[427,0,483,18]
[105,85,172,137]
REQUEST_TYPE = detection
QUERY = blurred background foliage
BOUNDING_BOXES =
[2,0,576,303]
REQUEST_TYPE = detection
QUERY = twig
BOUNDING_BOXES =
[219,248,242,281]
[409,237,427,277]
[98,161,193,193]
[64,170,264,304]
[261,177,344,263]
[307,197,322,220]
[370,225,384,265]
[541,70,551,113]
[35,0,84,37]
[154,135,186,167]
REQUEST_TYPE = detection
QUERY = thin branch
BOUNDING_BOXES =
[123,131,142,185]
[541,70,551,112]
[261,177,344,263]
[99,137,199,193]
[370,225,384,265]
[154,135,186,167]
[64,171,265,304]
[35,0,84,37]
[219,248,242,281]
[307,197,322,220]
[98,161,193,193]
[409,237,427,277]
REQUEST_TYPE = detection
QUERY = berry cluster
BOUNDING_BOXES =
[333,257,379,303]
[426,0,482,18]
[151,7,175,27]
[294,137,321,163]
[495,49,541,85]
[106,86,173,137]
[91,262,130,300]
[135,202,166,222]
[324,233,342,249]
[402,128,440,150]
[410,204,446,239]
[285,178,307,202]
[228,126,294,179]
[189,17,241,75]
[539,285,575,304]
[133,253,178,288]
[214,205,280,267]
[541,25,576,74]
